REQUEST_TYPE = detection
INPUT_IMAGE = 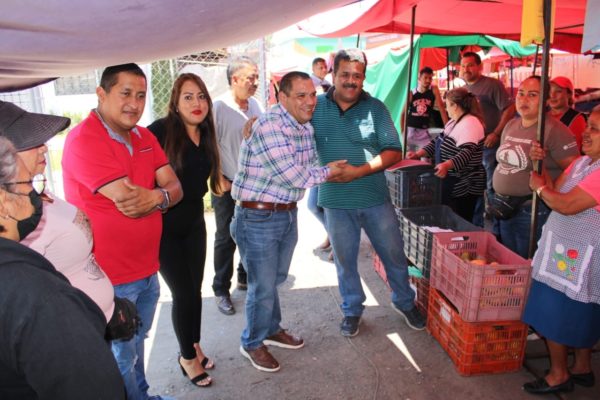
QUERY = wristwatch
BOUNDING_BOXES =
[156,188,170,211]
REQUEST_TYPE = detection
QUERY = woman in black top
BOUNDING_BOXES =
[148,73,222,388]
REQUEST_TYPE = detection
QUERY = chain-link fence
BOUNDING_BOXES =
[0,43,268,199]
[149,49,230,120]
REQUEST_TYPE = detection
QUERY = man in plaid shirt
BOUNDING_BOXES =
[230,71,345,373]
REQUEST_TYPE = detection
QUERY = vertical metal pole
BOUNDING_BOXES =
[528,0,552,259]
[446,48,451,91]
[510,56,514,97]
[258,37,268,110]
[532,44,540,75]
[402,5,417,157]
[356,33,361,48]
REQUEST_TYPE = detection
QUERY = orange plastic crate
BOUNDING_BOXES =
[427,288,527,376]
[430,232,531,322]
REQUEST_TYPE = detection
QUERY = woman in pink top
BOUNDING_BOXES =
[0,102,115,322]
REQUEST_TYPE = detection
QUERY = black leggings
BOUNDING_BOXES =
[159,200,206,360]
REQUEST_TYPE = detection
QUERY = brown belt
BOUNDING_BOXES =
[237,201,297,211]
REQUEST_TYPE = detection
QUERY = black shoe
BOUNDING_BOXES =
[523,377,574,394]
[571,371,595,387]
[340,316,361,337]
[237,273,247,291]
[391,303,426,330]
[215,295,235,315]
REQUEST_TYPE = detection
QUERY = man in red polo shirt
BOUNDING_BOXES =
[62,63,182,400]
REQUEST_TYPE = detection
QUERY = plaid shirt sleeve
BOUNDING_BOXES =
[232,105,329,203]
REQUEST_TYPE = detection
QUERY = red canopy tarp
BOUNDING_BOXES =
[300,0,587,53]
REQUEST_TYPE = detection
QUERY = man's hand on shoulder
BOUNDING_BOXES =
[242,117,258,140]
[108,178,162,218]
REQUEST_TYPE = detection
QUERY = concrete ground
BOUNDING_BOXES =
[143,197,599,400]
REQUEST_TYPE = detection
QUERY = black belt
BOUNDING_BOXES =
[237,201,297,211]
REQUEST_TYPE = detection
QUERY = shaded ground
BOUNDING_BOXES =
[144,197,599,400]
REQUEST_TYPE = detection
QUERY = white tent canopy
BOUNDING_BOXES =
[0,0,349,92]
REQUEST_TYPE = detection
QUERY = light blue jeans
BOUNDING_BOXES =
[230,206,298,350]
[112,274,160,400]
[324,201,415,317]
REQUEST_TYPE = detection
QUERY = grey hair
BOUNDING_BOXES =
[226,56,258,86]
[0,137,18,186]
[333,49,367,74]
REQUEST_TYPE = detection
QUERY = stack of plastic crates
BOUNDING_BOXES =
[427,231,531,376]
[373,160,442,314]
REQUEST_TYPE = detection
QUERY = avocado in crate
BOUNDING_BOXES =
[385,160,441,209]
[430,231,531,322]
[395,205,481,277]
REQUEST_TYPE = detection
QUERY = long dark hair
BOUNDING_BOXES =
[164,73,222,195]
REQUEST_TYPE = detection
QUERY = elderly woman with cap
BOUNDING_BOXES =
[0,136,125,399]
[548,76,587,153]
[0,100,115,322]
[521,106,600,395]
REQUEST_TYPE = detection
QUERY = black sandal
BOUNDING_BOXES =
[200,356,215,370]
[178,355,212,387]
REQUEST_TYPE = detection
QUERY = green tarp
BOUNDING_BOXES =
[363,34,539,138]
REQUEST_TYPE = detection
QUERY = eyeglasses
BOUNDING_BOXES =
[1,173,46,195]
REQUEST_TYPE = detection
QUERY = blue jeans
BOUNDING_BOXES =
[324,201,415,317]
[498,201,550,259]
[112,274,160,400]
[307,186,326,227]
[230,206,298,350]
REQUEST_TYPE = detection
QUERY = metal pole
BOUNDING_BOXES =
[532,44,540,75]
[510,56,514,97]
[402,5,417,157]
[446,48,451,91]
[356,33,361,48]
[528,0,552,259]
[258,37,268,110]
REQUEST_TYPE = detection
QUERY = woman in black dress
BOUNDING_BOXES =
[148,73,222,388]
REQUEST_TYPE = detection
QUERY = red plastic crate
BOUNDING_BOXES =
[373,252,428,316]
[409,276,430,318]
[427,288,527,376]
[430,232,531,322]
[372,252,388,287]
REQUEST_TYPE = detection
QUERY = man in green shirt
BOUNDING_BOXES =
[312,49,425,337]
